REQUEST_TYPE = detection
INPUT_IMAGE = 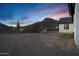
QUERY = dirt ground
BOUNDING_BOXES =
[0,32,79,56]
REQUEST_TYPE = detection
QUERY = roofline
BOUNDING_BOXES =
[59,22,73,24]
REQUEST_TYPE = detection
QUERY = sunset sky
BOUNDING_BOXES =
[0,3,70,27]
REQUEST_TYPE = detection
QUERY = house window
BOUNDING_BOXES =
[64,24,69,29]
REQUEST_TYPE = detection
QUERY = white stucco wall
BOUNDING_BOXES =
[74,3,79,47]
[59,24,74,33]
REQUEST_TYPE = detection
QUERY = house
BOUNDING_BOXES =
[74,4,79,47]
[59,3,79,47]
[68,3,79,47]
[59,17,74,33]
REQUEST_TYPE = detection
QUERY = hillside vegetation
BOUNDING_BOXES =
[0,18,59,33]
[22,18,59,33]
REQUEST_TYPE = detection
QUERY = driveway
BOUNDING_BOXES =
[0,32,79,56]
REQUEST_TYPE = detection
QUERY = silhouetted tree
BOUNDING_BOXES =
[16,20,20,33]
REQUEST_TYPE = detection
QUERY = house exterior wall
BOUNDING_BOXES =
[74,3,79,47]
[59,24,74,33]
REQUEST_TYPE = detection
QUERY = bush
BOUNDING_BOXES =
[59,33,74,39]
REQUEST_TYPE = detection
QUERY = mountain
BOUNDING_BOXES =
[0,23,14,33]
[42,18,58,27]
[22,18,59,33]
[0,18,59,33]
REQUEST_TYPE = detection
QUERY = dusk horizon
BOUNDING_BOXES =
[0,3,70,27]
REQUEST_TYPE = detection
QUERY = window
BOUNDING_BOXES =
[64,24,69,29]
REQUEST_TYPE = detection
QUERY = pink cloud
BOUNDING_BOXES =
[48,11,70,19]
[47,7,70,19]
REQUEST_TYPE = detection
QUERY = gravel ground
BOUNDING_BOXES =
[0,32,79,56]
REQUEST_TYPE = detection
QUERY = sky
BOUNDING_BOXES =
[0,3,70,27]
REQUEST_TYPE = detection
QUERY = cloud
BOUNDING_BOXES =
[19,16,30,21]
[0,12,14,21]
[48,11,70,19]
[47,6,70,19]
[27,4,53,15]
[8,20,32,25]
[0,16,13,20]
[8,21,17,25]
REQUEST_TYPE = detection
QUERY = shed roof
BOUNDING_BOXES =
[59,17,73,24]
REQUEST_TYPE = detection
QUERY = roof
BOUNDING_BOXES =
[59,17,73,24]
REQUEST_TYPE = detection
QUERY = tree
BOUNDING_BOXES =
[16,20,20,33]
